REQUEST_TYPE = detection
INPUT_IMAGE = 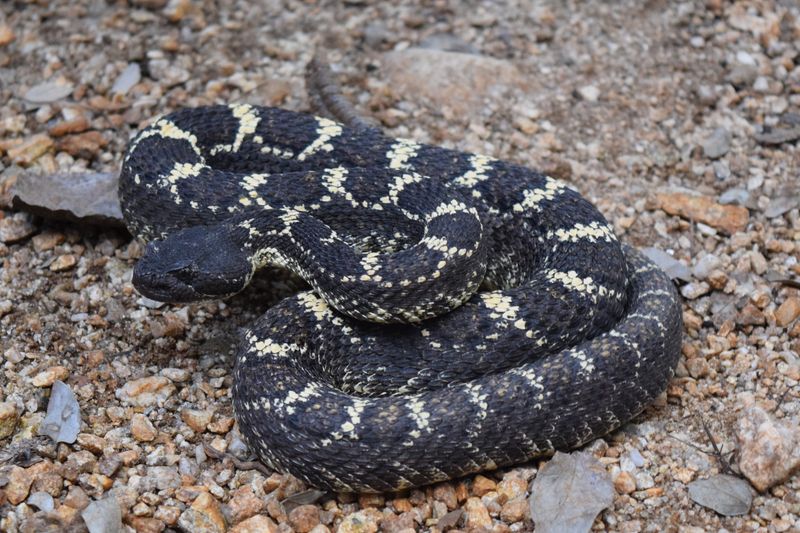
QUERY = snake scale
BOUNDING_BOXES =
[119,104,682,492]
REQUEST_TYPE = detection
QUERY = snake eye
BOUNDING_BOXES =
[169,262,198,281]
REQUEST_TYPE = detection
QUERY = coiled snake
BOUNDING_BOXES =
[120,104,682,492]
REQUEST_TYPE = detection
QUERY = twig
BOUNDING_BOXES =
[668,417,738,477]
[203,443,273,477]
[0,436,53,467]
[771,278,800,289]
[698,416,736,476]
[667,434,712,455]
[773,383,798,412]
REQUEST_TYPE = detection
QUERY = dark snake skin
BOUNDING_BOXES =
[119,104,682,492]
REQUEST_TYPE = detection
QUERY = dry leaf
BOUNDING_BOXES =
[688,474,752,516]
[530,451,614,533]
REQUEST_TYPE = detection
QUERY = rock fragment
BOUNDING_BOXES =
[0,212,36,243]
[11,171,124,226]
[0,401,19,439]
[336,509,382,533]
[81,496,124,533]
[288,504,320,533]
[5,134,53,165]
[181,408,213,433]
[576,85,601,102]
[737,405,800,492]
[23,81,74,103]
[656,192,749,234]
[640,247,692,282]
[381,48,523,117]
[131,413,158,442]
[40,380,81,444]
[178,493,226,533]
[464,497,492,529]
[111,63,141,95]
[230,515,279,533]
[702,128,731,159]
[116,376,176,407]
[32,365,70,387]
[775,297,800,328]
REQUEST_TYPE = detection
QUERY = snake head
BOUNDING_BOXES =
[132,225,254,303]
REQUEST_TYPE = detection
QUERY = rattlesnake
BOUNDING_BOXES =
[119,104,682,492]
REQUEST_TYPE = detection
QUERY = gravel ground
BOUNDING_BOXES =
[1,0,799,532]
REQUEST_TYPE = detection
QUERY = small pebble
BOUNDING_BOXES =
[0,212,37,243]
[230,515,280,533]
[464,497,492,529]
[111,63,141,95]
[50,254,77,271]
[181,408,213,433]
[692,254,721,280]
[288,504,320,533]
[27,491,55,512]
[23,81,74,103]
[577,84,601,102]
[337,509,382,533]
[614,471,637,494]
[0,24,15,46]
[775,297,800,328]
[131,413,158,442]
[472,475,497,496]
[737,405,800,492]
[702,127,732,159]
[681,282,711,300]
[116,376,176,407]
[178,493,226,533]
[0,402,19,439]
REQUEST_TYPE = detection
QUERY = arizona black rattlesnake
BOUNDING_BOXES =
[120,104,682,492]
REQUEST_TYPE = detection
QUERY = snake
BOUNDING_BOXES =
[119,103,682,493]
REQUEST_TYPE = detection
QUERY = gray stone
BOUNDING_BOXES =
[418,33,479,54]
[381,48,524,116]
[718,188,750,206]
[11,171,124,227]
[0,212,36,243]
[712,160,731,180]
[111,63,141,95]
[702,128,732,159]
[23,81,74,103]
[40,380,81,444]
[692,254,722,280]
[680,281,711,300]
[82,496,123,533]
[640,247,691,282]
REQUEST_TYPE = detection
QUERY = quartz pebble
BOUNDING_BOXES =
[178,493,226,533]
[0,402,19,438]
[131,413,157,442]
[116,376,176,407]
[737,405,800,492]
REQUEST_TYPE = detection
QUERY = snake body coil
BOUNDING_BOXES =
[120,104,682,492]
